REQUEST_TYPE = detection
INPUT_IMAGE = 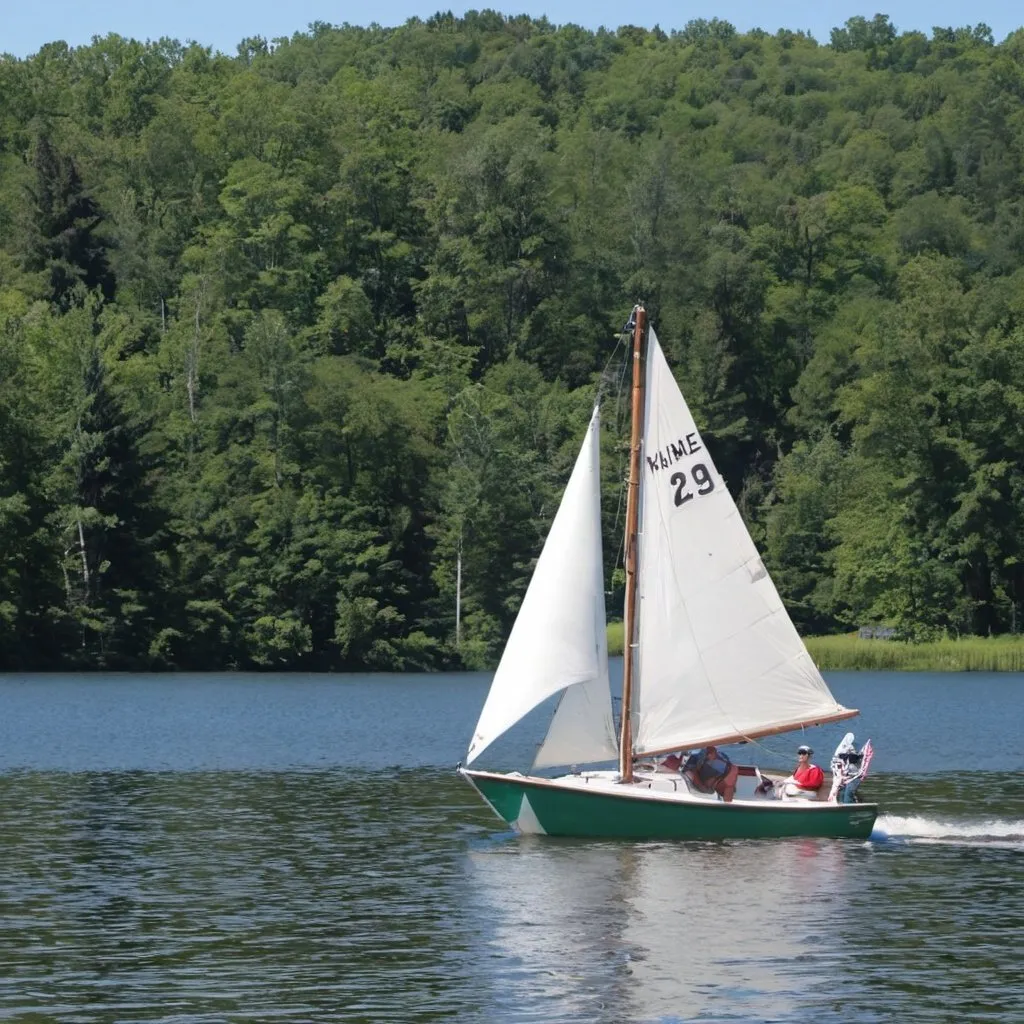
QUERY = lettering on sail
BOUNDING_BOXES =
[646,432,716,508]
[645,432,703,474]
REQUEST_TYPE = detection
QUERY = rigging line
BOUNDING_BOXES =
[594,326,632,577]
[729,729,803,764]
[595,324,629,405]
[610,330,633,569]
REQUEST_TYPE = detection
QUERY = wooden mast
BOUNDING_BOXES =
[618,305,646,783]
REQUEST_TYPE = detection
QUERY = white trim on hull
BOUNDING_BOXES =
[516,795,548,835]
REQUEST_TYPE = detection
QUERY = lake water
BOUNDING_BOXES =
[0,667,1022,1023]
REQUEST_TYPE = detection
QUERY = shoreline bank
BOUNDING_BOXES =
[606,623,1024,672]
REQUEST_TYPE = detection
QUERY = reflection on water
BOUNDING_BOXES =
[467,833,878,1023]
[623,842,823,1021]
[1,768,1021,1024]
[469,838,823,1022]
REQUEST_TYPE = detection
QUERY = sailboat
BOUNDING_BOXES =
[458,307,878,840]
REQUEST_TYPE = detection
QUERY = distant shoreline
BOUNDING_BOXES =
[606,623,1024,672]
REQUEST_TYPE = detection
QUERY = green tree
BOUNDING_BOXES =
[35,301,165,664]
[23,133,115,310]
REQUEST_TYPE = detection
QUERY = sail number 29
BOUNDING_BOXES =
[670,464,715,506]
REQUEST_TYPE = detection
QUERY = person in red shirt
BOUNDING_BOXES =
[792,745,825,790]
[778,744,825,799]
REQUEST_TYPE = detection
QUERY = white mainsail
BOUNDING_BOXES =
[633,329,855,756]
[466,406,618,767]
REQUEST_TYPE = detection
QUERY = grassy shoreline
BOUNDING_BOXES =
[606,623,1024,672]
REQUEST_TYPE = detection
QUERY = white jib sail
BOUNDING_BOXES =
[633,329,854,756]
[466,405,618,767]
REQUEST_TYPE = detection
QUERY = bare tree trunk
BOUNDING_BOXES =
[62,545,73,605]
[186,280,206,425]
[77,519,90,594]
[456,528,463,649]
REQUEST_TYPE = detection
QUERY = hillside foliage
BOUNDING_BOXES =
[2,13,1024,669]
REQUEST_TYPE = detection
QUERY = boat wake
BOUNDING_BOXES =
[871,813,1024,848]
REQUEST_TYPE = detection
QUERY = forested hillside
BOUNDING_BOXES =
[2,13,1023,670]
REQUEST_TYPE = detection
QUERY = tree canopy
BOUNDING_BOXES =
[2,14,1024,669]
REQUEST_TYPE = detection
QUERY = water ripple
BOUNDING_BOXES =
[1,769,1021,1023]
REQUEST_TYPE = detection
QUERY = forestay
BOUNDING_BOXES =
[633,329,856,756]
[466,406,618,767]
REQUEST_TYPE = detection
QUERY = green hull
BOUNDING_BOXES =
[461,769,878,840]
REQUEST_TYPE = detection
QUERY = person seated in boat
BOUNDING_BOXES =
[682,745,739,802]
[658,752,683,772]
[777,745,824,799]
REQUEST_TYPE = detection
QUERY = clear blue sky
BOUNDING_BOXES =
[2,0,1020,59]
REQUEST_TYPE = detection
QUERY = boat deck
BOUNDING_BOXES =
[589,765,839,806]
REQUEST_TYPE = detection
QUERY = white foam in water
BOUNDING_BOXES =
[870,814,1024,848]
